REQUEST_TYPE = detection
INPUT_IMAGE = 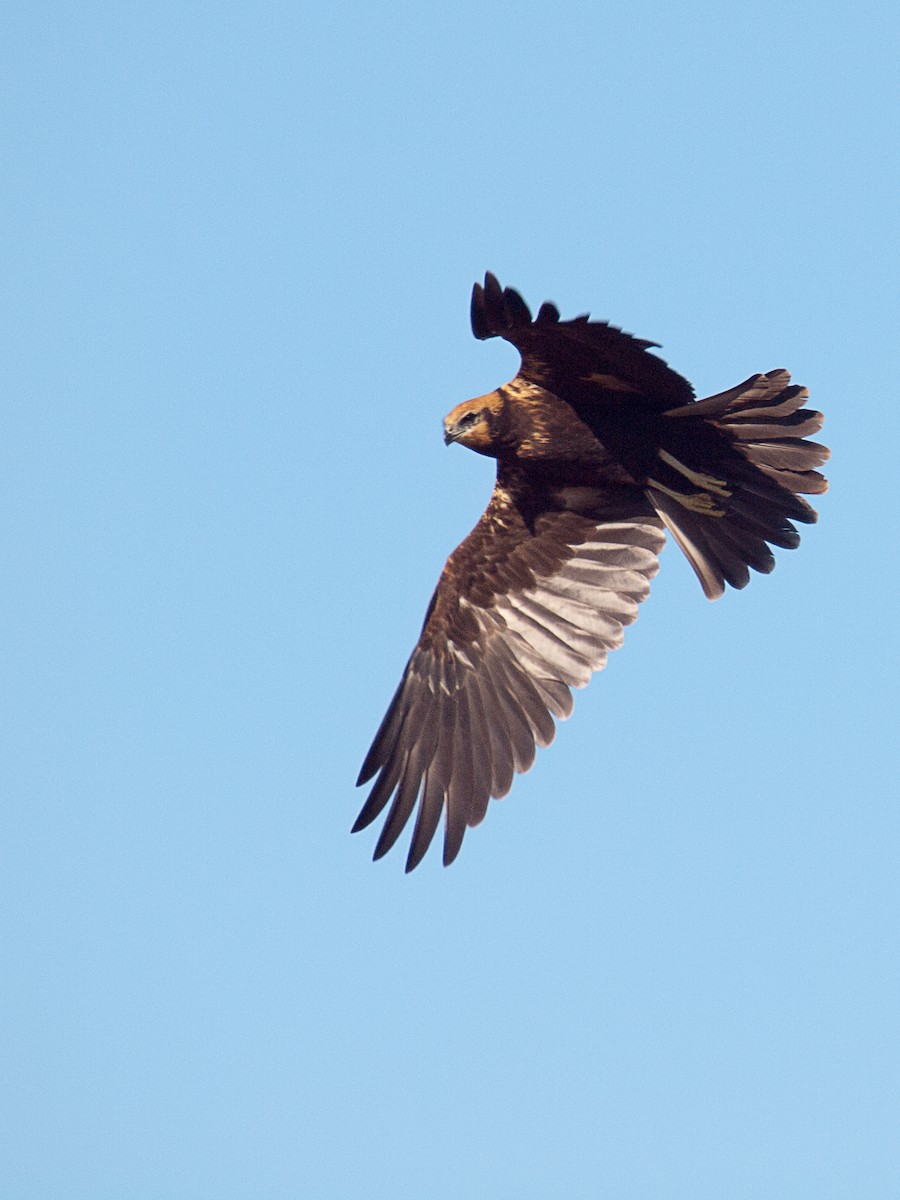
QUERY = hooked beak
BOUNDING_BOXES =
[443,424,457,446]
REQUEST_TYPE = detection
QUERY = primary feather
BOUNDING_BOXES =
[356,275,828,870]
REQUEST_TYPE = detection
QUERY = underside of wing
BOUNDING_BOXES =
[355,494,665,871]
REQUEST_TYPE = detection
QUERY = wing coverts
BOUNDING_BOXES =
[356,512,664,871]
[356,275,828,868]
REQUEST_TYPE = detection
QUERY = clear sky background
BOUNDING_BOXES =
[2,2,898,1196]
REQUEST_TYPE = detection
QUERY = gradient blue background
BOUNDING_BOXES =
[2,2,898,1196]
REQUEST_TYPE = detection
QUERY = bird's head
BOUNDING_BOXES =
[443,392,504,456]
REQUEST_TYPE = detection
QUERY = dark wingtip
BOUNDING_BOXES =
[442,828,465,868]
[471,273,532,340]
[504,284,532,328]
[403,814,466,872]
[471,271,505,340]
[355,763,373,788]
[403,829,429,873]
[404,818,437,873]
[351,796,380,834]
[372,831,395,862]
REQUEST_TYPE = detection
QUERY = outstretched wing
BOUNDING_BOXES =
[355,487,664,871]
[471,271,694,411]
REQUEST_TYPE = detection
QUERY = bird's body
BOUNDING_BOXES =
[356,275,828,871]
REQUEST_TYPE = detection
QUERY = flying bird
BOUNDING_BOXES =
[355,274,828,871]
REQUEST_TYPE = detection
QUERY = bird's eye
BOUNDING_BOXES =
[459,411,480,429]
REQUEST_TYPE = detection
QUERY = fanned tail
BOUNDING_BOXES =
[646,370,829,599]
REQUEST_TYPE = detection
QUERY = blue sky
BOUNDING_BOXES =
[2,1,898,1196]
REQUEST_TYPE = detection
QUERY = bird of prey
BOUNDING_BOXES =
[355,274,828,871]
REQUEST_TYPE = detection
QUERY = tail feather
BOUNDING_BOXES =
[647,370,828,599]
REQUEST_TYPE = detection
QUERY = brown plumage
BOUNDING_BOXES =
[355,274,829,871]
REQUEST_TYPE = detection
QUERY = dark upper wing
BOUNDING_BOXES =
[471,272,694,412]
[355,486,665,871]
